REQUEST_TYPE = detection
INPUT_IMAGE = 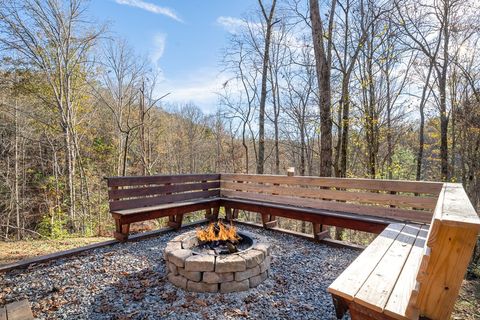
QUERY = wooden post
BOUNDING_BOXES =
[225,206,233,221]
[205,208,213,220]
[114,218,129,242]
[287,167,295,176]
[313,222,330,241]
[212,207,219,220]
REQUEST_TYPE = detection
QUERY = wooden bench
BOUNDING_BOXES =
[106,174,221,241]
[105,174,478,318]
[328,183,480,319]
[220,173,442,238]
[106,173,442,241]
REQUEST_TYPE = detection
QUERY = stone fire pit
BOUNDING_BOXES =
[164,230,271,293]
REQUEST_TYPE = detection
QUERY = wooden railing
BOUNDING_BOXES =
[221,174,443,224]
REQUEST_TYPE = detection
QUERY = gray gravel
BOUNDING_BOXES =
[0,225,358,320]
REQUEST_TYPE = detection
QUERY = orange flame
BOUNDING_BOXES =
[196,220,240,242]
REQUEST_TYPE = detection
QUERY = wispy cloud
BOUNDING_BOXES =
[115,0,183,22]
[158,68,231,114]
[151,33,166,65]
[216,16,249,33]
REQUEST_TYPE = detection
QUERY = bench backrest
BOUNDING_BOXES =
[221,174,443,224]
[106,174,221,211]
[408,183,480,319]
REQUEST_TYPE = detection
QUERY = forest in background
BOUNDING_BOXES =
[0,0,479,245]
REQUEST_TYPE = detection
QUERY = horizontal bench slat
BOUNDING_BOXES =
[221,190,432,223]
[328,223,406,300]
[384,225,428,319]
[109,181,220,199]
[354,224,422,313]
[112,198,219,215]
[221,181,437,210]
[110,190,219,211]
[106,174,220,187]
[222,174,443,194]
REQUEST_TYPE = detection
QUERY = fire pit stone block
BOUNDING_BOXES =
[167,273,188,290]
[166,262,178,275]
[249,271,268,288]
[203,271,235,283]
[169,249,192,268]
[163,242,182,260]
[259,256,271,273]
[178,269,202,282]
[220,279,250,293]
[215,255,246,273]
[253,243,271,256]
[235,265,261,281]
[184,254,215,272]
[240,250,265,268]
[187,281,218,293]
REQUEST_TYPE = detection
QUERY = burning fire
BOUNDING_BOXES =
[196,220,240,242]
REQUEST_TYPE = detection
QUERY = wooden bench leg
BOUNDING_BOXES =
[206,207,220,221]
[225,207,233,221]
[232,208,239,219]
[331,295,349,320]
[168,213,183,229]
[261,213,277,229]
[205,208,213,220]
[212,207,219,220]
[114,219,130,242]
[313,223,330,241]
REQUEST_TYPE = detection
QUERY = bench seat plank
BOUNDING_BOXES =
[354,223,422,313]
[328,223,405,300]
[112,198,220,215]
[384,225,429,319]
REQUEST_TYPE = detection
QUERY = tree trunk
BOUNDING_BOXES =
[310,0,335,177]
[257,0,277,174]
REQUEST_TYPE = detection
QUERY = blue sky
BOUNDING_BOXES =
[89,0,257,113]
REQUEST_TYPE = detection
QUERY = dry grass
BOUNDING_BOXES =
[0,237,111,265]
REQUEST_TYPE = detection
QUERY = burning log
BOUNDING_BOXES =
[196,220,242,255]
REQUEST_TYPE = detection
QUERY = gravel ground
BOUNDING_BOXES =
[0,225,359,320]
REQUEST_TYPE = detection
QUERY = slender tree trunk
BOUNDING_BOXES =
[257,0,277,174]
[439,0,450,181]
[122,133,129,176]
[14,97,21,239]
[438,71,449,181]
[310,0,335,177]
[339,78,350,178]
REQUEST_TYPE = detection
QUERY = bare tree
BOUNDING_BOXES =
[257,0,278,174]
[94,39,145,176]
[0,0,102,230]
[309,0,336,177]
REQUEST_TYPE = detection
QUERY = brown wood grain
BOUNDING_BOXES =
[221,174,443,194]
[221,190,432,223]
[106,173,220,187]
[221,198,389,233]
[221,181,437,210]
[109,189,219,211]
[109,181,220,199]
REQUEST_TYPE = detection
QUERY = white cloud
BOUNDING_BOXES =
[158,68,231,114]
[216,16,250,33]
[151,33,166,65]
[115,0,183,22]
